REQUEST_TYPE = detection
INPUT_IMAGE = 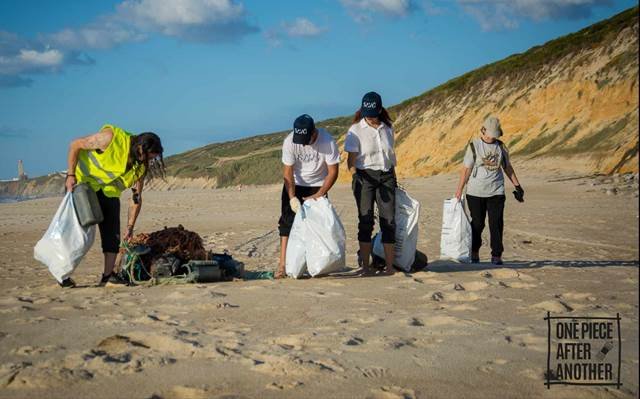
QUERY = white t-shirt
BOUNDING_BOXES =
[282,128,340,187]
[343,119,396,171]
[463,138,510,197]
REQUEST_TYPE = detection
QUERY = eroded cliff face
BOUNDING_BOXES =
[0,175,65,199]
[385,23,639,179]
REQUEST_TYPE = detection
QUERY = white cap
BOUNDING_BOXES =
[483,116,503,138]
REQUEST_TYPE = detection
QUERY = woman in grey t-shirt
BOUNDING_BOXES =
[454,116,524,265]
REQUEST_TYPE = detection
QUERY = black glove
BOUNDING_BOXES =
[513,185,524,202]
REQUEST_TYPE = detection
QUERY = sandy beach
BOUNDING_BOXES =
[0,171,638,399]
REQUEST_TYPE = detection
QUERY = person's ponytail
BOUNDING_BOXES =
[352,107,393,128]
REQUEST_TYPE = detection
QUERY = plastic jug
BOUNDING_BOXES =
[72,183,104,227]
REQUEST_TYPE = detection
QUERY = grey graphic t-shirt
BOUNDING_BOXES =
[463,138,509,197]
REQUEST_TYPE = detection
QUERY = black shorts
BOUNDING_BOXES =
[96,190,120,253]
[278,184,321,237]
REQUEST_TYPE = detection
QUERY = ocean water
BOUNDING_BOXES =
[0,196,39,204]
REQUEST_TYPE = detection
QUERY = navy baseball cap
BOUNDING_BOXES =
[361,91,382,117]
[292,114,315,145]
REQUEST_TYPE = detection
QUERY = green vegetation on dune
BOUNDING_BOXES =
[396,7,638,110]
[393,6,638,144]
[163,114,354,187]
[513,131,560,156]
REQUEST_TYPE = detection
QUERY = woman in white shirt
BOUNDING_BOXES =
[344,92,397,275]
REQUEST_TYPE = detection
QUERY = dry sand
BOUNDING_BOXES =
[0,172,638,399]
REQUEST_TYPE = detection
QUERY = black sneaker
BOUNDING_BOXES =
[106,273,129,286]
[97,273,112,287]
[491,256,504,266]
[59,278,76,288]
[471,251,480,263]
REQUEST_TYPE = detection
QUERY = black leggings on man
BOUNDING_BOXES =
[466,194,505,257]
[96,190,121,253]
[278,184,321,237]
[352,168,397,244]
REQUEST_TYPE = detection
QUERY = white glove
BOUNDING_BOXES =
[289,197,301,213]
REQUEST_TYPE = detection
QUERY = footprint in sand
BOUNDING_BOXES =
[505,333,547,352]
[367,386,416,399]
[530,300,574,313]
[357,366,388,378]
[0,362,31,388]
[408,318,424,327]
[265,381,304,390]
[383,337,417,350]
[12,345,64,356]
[250,353,344,377]
[155,385,212,399]
[344,336,364,346]
[453,281,490,292]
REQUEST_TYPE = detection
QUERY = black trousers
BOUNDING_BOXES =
[278,184,321,237]
[96,190,121,253]
[352,168,397,244]
[466,194,505,257]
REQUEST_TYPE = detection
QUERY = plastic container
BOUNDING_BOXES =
[72,183,104,227]
[187,261,223,282]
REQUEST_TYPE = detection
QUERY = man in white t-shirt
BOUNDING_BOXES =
[276,114,341,278]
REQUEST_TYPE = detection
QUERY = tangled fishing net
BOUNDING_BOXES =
[129,225,207,264]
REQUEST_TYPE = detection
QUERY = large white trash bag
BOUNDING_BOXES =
[285,209,308,279]
[34,193,96,283]
[304,197,346,277]
[372,188,420,272]
[439,198,472,263]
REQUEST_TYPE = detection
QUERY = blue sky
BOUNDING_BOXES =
[0,0,636,179]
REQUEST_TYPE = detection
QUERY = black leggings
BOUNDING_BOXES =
[96,190,121,253]
[278,184,321,237]
[466,194,505,257]
[352,168,397,244]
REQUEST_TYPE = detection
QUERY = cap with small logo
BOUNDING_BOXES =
[292,114,316,145]
[482,116,503,138]
[361,91,382,118]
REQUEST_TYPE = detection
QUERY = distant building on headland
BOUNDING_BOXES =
[17,160,28,181]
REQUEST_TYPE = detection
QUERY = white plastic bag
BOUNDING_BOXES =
[439,198,472,263]
[285,209,308,279]
[373,188,420,272]
[34,193,96,283]
[304,197,346,277]
[285,197,346,278]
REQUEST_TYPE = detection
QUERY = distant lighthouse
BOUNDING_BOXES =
[17,160,28,181]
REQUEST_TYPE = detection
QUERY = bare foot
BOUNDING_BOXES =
[275,267,286,279]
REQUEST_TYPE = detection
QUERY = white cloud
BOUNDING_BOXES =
[0,32,66,78]
[341,0,415,20]
[1,0,258,88]
[114,0,258,43]
[265,17,326,48]
[458,0,614,30]
[283,18,326,37]
[17,49,64,67]
[47,20,144,50]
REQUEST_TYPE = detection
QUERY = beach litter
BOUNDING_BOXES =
[116,225,246,285]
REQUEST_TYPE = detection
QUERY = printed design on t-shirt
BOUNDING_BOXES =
[481,149,501,171]
[294,146,320,163]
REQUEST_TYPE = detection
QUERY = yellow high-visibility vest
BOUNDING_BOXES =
[75,124,145,198]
